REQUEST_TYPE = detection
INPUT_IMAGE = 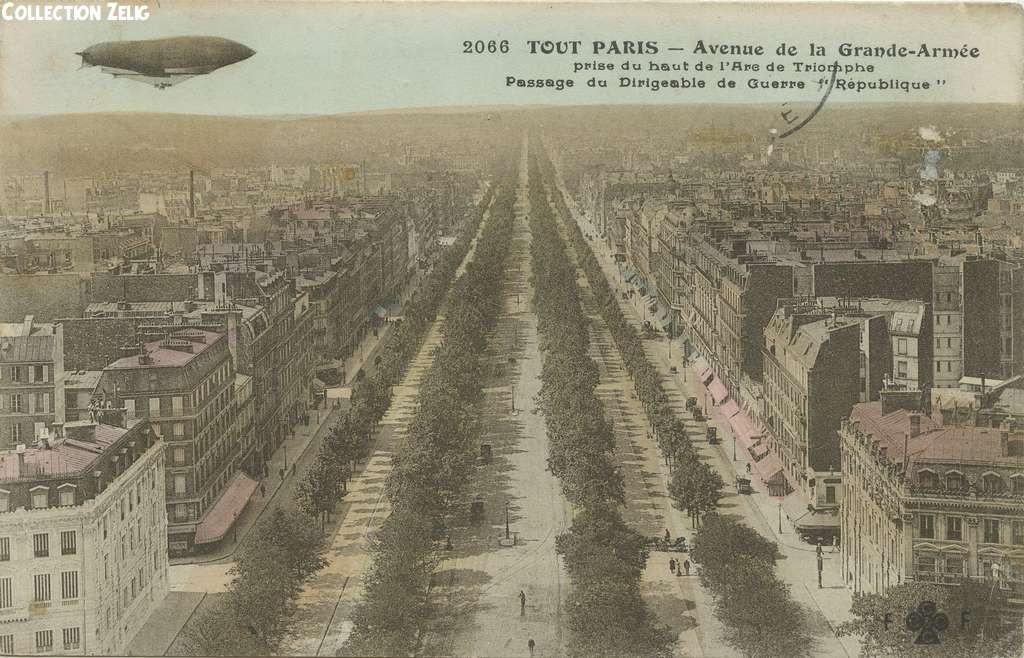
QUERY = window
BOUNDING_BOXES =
[825,486,836,504]
[0,578,11,609]
[0,493,7,513]
[1012,476,1024,495]
[916,555,936,573]
[149,397,160,418]
[125,398,136,419]
[33,574,51,602]
[33,393,44,413]
[173,423,185,438]
[897,361,908,379]
[0,538,9,561]
[984,519,1001,543]
[61,628,80,651]
[983,474,1004,494]
[58,487,75,507]
[33,533,49,558]
[919,515,935,539]
[175,503,189,521]
[60,531,76,556]
[945,555,964,575]
[947,472,964,490]
[0,634,12,655]
[918,470,938,489]
[31,488,48,509]
[897,338,907,355]
[34,630,52,652]
[946,517,963,541]
[172,396,184,416]
[33,365,44,382]
[1014,521,1024,545]
[173,475,186,496]
[10,394,22,413]
[173,448,185,465]
[60,571,78,600]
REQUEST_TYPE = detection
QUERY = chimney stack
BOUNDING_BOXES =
[189,170,196,219]
[909,413,921,438]
[43,171,50,214]
[16,444,26,477]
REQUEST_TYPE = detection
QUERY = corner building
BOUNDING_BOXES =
[0,415,167,655]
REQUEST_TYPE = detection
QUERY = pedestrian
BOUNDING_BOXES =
[669,558,676,574]
[746,462,751,474]
[278,467,285,481]
[519,590,526,616]
[664,528,671,543]
[816,539,823,557]
[527,638,535,657]
[832,535,839,552]
[259,482,266,498]
[292,462,296,476]
[683,559,691,576]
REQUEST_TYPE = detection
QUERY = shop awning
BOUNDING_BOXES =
[719,399,741,419]
[728,413,762,447]
[699,367,714,385]
[752,453,787,486]
[326,386,352,399]
[194,473,260,545]
[793,509,840,531]
[708,378,730,405]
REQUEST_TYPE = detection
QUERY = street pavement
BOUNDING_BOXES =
[418,140,572,658]
[550,155,861,658]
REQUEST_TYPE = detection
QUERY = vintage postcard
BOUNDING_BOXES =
[0,1,1022,656]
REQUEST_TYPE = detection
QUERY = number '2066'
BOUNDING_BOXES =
[462,40,510,54]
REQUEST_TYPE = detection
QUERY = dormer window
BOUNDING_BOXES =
[30,486,49,509]
[982,473,1005,494]
[57,484,76,507]
[946,471,964,491]
[917,469,938,489]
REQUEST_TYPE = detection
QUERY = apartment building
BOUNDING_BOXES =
[0,415,167,655]
[0,317,64,449]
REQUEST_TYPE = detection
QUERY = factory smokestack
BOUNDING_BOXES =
[188,170,195,219]
[43,171,50,215]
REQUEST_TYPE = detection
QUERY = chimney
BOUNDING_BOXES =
[1001,431,1009,457]
[43,171,50,214]
[15,444,26,477]
[65,421,98,442]
[909,413,922,438]
[189,170,195,219]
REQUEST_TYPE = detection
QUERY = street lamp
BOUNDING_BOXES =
[505,500,511,540]
[778,500,783,533]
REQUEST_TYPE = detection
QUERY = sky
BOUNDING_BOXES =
[0,1,1021,116]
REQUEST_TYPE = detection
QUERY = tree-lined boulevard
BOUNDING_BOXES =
[136,134,1023,658]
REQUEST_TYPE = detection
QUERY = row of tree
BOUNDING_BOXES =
[346,168,519,656]
[182,509,328,654]
[181,179,502,656]
[527,144,674,658]
[692,514,815,658]
[536,149,814,656]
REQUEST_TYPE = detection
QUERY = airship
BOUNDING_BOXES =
[77,36,255,89]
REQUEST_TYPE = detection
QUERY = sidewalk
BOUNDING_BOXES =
[170,316,401,567]
[561,176,860,657]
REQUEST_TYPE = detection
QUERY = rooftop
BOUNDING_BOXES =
[0,420,134,482]
[104,329,223,370]
[849,401,1024,467]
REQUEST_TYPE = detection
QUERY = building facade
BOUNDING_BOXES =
[0,318,64,450]
[0,416,168,655]
[841,393,1024,604]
